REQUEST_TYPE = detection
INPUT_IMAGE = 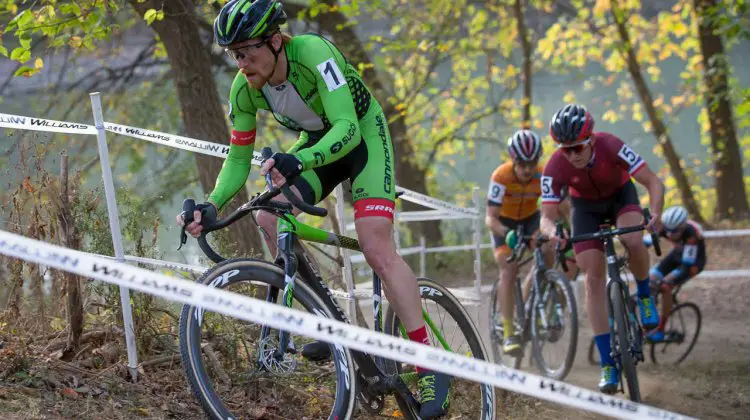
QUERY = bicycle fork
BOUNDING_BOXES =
[256,223,299,368]
[604,241,644,375]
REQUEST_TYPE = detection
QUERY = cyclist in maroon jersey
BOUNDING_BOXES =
[538,104,665,394]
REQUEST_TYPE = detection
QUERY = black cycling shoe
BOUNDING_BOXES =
[301,340,331,362]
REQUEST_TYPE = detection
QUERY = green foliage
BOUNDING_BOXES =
[2,1,128,77]
[302,0,534,171]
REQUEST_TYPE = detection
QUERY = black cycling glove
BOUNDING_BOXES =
[270,152,304,180]
[194,202,217,226]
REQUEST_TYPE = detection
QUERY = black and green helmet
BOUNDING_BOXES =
[214,0,287,47]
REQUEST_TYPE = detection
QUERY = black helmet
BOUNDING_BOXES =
[549,104,595,144]
[214,0,287,47]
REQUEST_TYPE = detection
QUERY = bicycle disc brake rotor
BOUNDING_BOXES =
[258,336,297,374]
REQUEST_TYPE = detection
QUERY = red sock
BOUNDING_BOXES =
[407,326,431,373]
[657,317,666,332]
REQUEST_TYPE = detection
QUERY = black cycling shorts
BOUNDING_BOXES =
[570,180,641,253]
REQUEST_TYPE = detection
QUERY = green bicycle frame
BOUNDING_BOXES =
[272,212,452,366]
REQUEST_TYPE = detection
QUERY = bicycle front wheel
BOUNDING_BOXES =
[611,282,641,402]
[530,269,578,380]
[650,302,702,365]
[488,279,524,370]
[385,278,496,420]
[178,258,356,420]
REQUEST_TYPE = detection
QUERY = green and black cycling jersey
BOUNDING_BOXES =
[208,33,395,219]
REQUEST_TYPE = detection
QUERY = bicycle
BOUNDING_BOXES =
[177,147,495,419]
[648,279,702,365]
[488,224,578,380]
[564,210,662,402]
[586,248,634,366]
[587,254,702,367]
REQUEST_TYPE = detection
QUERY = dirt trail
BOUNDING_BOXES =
[474,276,750,419]
[1,263,748,419]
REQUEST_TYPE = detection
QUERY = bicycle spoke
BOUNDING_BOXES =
[650,302,701,365]
[179,263,355,420]
[387,280,494,419]
[531,270,578,381]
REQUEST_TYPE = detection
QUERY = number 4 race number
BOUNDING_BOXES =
[317,58,346,92]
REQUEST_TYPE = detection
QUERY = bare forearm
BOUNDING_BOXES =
[647,177,665,216]
[486,216,508,238]
[540,203,561,237]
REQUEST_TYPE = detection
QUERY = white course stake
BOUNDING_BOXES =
[89,92,139,381]
[473,186,483,320]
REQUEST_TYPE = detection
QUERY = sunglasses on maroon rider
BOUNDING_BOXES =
[559,138,592,155]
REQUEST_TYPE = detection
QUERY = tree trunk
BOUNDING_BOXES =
[514,0,533,127]
[129,0,265,258]
[693,0,750,220]
[29,207,45,322]
[611,1,708,225]
[293,0,443,246]
[58,153,84,361]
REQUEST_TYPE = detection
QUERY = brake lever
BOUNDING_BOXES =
[178,198,196,250]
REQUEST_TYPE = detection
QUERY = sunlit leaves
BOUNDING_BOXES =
[9,46,30,62]
[344,0,523,168]
[143,8,164,25]
[3,0,126,73]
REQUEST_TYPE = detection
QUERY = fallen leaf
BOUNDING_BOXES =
[74,385,91,394]
[22,177,34,193]
[61,387,79,399]
[132,407,149,416]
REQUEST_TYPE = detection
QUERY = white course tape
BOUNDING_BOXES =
[0,229,693,420]
[703,229,750,238]
[103,122,263,166]
[118,254,206,275]
[0,113,96,135]
[396,186,479,217]
[4,110,750,240]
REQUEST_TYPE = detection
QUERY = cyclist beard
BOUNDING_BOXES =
[244,45,280,89]
[245,66,273,89]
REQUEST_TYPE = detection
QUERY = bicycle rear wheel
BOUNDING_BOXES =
[385,278,496,420]
[611,282,641,402]
[488,279,524,370]
[178,258,356,420]
[650,302,702,365]
[531,269,578,380]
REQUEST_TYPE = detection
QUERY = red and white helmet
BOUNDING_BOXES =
[549,104,595,144]
[507,129,542,162]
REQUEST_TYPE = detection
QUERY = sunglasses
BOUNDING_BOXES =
[559,138,592,155]
[225,38,270,63]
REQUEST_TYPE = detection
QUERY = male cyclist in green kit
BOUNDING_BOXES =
[175,1,449,417]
